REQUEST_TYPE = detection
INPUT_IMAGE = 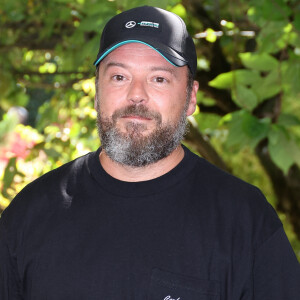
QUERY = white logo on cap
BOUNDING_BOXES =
[125,21,136,28]
[139,21,159,28]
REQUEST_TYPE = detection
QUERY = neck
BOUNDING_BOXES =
[99,145,184,182]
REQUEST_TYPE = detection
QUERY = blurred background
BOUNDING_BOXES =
[0,0,300,259]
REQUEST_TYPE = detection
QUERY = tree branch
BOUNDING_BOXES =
[184,119,231,172]
[13,70,92,77]
[255,139,300,240]
[198,104,228,116]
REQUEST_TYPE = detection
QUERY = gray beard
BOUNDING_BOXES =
[96,104,188,167]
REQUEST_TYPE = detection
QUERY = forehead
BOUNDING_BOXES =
[100,43,185,74]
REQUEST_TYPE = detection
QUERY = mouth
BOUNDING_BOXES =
[122,115,152,121]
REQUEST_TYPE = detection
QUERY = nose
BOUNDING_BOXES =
[127,78,148,104]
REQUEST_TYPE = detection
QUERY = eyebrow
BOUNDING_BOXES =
[103,62,128,73]
[150,66,176,76]
[103,61,178,77]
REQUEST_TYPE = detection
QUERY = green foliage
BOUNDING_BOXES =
[209,70,261,89]
[2,157,24,199]
[0,113,19,143]
[221,111,270,149]
[207,0,300,177]
[268,125,300,174]
[231,84,258,111]
[239,53,279,71]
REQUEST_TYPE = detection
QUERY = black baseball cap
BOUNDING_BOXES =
[93,6,197,77]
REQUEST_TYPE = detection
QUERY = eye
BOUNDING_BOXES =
[153,76,168,83]
[112,74,125,81]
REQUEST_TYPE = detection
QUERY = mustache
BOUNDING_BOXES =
[112,105,162,124]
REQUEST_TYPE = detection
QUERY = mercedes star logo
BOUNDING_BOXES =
[125,21,136,28]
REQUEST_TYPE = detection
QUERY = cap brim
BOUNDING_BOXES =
[94,39,188,67]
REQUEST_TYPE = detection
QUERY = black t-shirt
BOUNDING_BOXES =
[1,146,300,299]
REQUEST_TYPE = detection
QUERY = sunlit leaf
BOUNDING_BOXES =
[2,157,24,198]
[209,70,260,90]
[239,52,279,71]
[0,113,18,142]
[170,3,187,18]
[206,28,217,43]
[256,21,290,53]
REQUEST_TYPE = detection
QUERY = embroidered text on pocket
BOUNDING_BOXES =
[148,269,220,300]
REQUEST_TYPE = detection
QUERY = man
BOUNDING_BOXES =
[0,6,299,300]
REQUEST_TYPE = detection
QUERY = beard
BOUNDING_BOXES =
[96,102,189,167]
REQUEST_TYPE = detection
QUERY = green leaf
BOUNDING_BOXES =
[53,0,71,3]
[79,15,106,31]
[239,52,279,71]
[0,113,19,142]
[169,3,187,19]
[1,157,24,198]
[268,125,300,174]
[206,28,217,43]
[44,147,61,159]
[118,0,170,10]
[209,72,233,89]
[294,13,300,32]
[256,21,288,53]
[248,0,291,24]
[8,90,29,107]
[224,110,270,149]
[231,84,258,111]
[281,58,300,96]
[243,114,270,141]
[252,70,281,101]
[0,72,14,98]
[278,114,300,127]
[209,70,260,89]
[81,0,116,16]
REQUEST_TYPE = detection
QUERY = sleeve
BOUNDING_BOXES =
[0,218,23,300]
[253,226,300,299]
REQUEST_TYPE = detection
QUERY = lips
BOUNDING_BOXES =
[122,115,152,121]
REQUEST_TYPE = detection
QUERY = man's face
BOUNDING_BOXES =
[95,43,198,167]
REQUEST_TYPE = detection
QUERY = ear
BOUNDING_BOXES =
[186,80,199,116]
[94,65,100,110]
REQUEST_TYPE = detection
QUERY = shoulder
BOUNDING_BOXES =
[186,147,261,197]
[185,148,282,247]
[0,150,97,232]
[187,148,270,206]
[19,150,92,197]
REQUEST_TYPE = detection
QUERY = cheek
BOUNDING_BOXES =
[155,102,185,125]
[159,93,187,122]
[98,87,125,114]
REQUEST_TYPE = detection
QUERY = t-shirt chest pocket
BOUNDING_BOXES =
[148,269,220,300]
